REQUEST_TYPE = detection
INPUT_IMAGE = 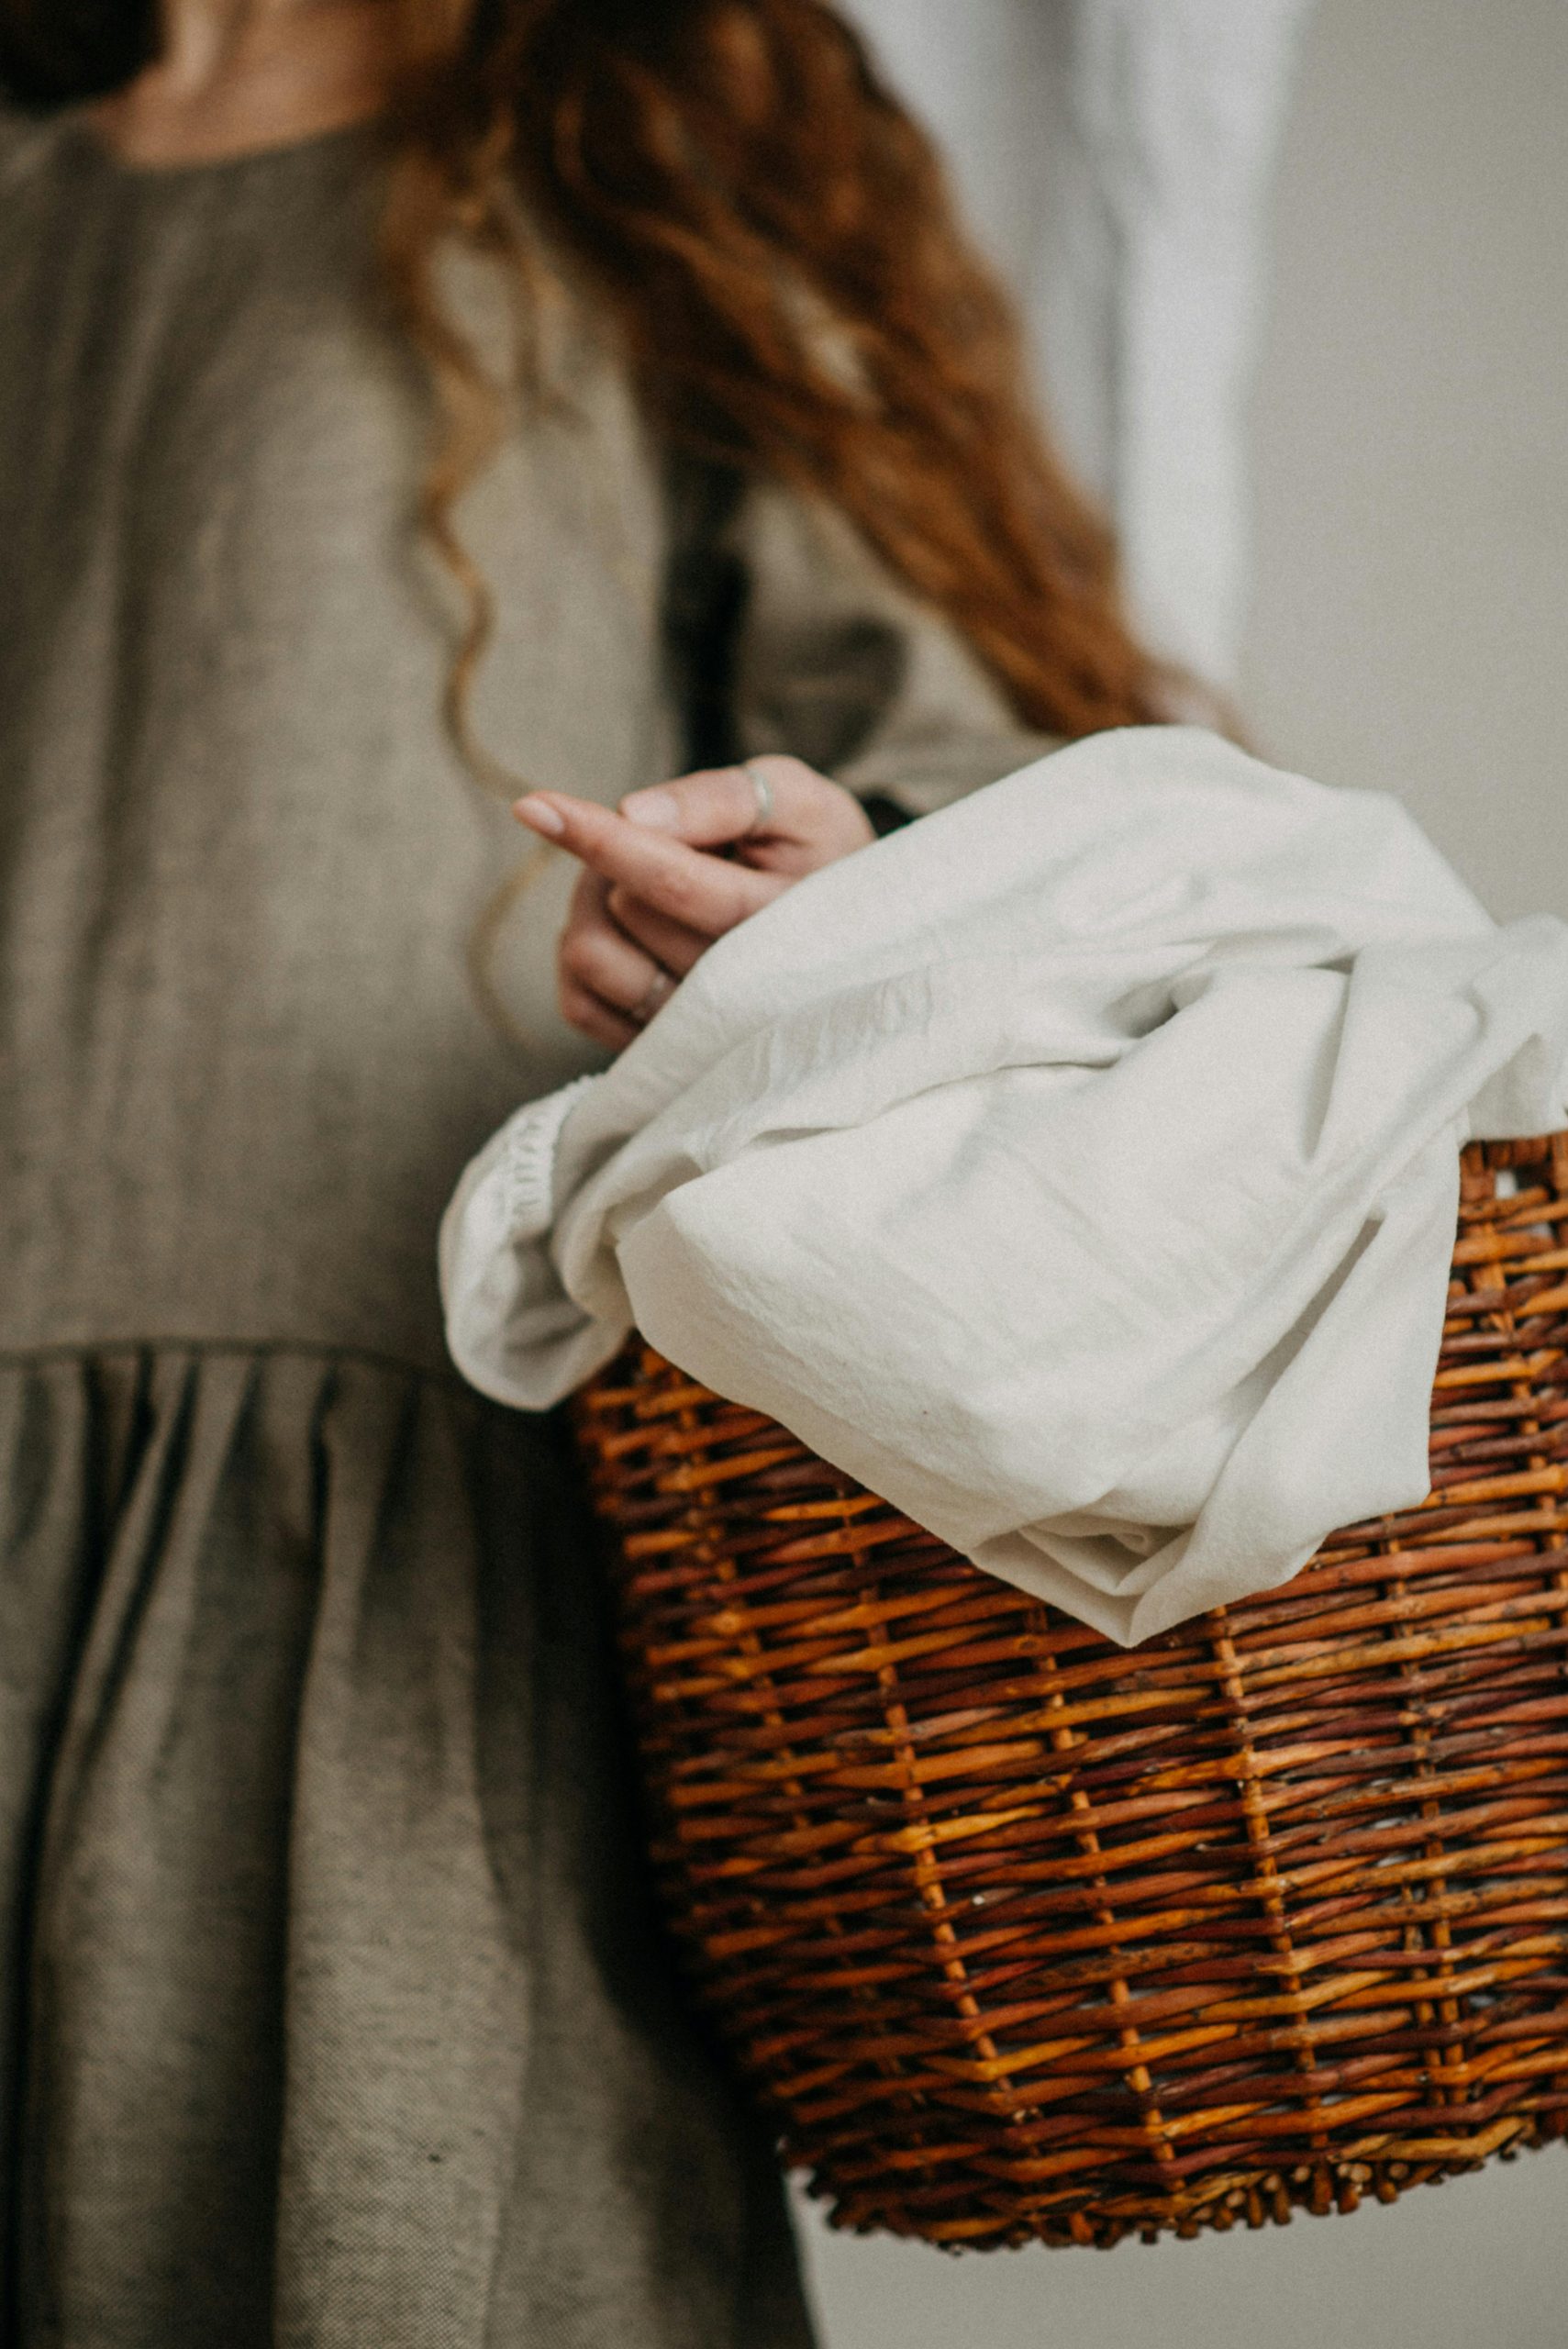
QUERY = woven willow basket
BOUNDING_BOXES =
[569,1133,1568,2249]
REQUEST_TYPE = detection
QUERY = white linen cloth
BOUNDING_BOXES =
[439,728,1568,1646]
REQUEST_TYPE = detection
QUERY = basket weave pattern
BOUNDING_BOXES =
[570,1136,1568,2247]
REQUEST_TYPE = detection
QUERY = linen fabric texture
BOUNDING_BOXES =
[0,106,1051,2347]
[1,1350,810,2347]
[442,727,1568,1648]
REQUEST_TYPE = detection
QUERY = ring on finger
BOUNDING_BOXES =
[628,963,677,1026]
[740,759,775,839]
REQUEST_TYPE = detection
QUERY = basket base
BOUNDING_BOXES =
[793,2107,1568,2250]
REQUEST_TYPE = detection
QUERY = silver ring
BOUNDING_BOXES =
[629,965,676,1026]
[740,759,775,838]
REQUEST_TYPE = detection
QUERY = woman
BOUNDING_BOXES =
[0,2,1169,2342]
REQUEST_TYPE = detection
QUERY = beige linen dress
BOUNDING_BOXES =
[0,106,1052,2348]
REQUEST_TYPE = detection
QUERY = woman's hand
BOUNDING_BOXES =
[514,754,875,1050]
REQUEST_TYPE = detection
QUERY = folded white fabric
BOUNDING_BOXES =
[439,727,1568,1646]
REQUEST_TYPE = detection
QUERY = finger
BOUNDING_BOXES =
[559,885,672,1018]
[560,977,641,1052]
[517,791,784,936]
[605,886,717,978]
[621,757,875,876]
[615,757,823,850]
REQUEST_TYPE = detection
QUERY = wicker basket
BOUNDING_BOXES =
[569,1133,1568,2249]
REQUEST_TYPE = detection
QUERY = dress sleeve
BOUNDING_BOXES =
[662,458,1062,823]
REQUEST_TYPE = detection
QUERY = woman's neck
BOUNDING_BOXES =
[89,1,399,168]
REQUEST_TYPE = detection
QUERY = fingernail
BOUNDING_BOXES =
[619,788,681,831]
[514,795,565,836]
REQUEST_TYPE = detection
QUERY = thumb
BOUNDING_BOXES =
[618,757,821,851]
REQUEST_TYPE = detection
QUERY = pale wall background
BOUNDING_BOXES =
[800,1,1568,2343]
[1244,0,1568,930]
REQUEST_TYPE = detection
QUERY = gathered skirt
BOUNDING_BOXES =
[0,1341,816,2349]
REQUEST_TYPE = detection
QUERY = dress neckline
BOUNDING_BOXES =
[57,108,384,190]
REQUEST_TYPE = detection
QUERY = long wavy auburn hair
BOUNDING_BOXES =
[4,0,1176,735]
